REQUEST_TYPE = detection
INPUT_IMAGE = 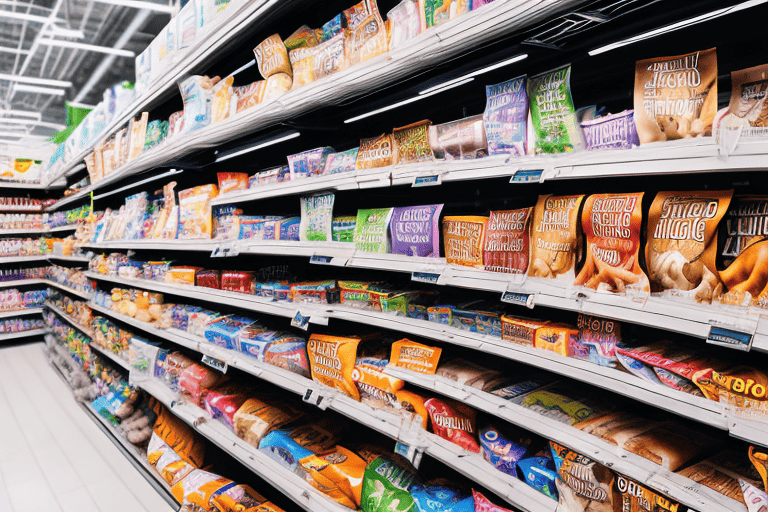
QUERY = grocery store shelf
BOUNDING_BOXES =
[44,301,95,337]
[46,0,583,206]
[0,255,50,264]
[88,341,133,372]
[728,416,768,448]
[46,224,78,233]
[45,279,94,300]
[0,328,46,341]
[136,376,353,512]
[0,181,60,190]
[0,227,48,235]
[0,307,42,318]
[0,278,46,288]
[46,254,91,263]
[385,366,744,512]
[81,239,218,252]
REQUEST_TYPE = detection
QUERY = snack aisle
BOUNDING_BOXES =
[3,0,768,512]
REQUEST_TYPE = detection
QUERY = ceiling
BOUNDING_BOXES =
[0,0,169,148]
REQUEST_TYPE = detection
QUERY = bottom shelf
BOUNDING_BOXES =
[0,328,46,341]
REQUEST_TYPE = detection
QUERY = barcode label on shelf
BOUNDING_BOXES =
[302,388,329,409]
[310,255,333,264]
[501,291,534,308]
[291,311,310,330]
[412,272,441,284]
[211,243,239,258]
[706,325,753,351]
[412,175,442,187]
[510,169,543,183]
[201,354,228,373]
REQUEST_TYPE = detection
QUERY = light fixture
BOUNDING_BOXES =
[0,46,29,55]
[419,53,528,95]
[40,39,135,57]
[0,73,72,88]
[0,10,51,23]
[215,132,301,162]
[588,0,768,56]
[229,60,256,77]
[48,26,85,39]
[0,117,66,130]
[344,78,475,124]
[13,84,67,96]
[92,169,184,200]
[88,0,174,13]
[0,109,42,120]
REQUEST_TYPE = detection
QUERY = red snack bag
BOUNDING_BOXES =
[179,364,226,406]
[203,386,249,430]
[473,490,515,512]
[221,270,255,294]
[425,397,480,453]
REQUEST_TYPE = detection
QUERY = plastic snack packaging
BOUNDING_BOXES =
[516,382,604,425]
[633,48,718,143]
[614,474,681,511]
[550,441,615,512]
[529,194,585,280]
[354,208,394,253]
[517,455,559,499]
[424,397,480,452]
[570,314,621,367]
[428,115,488,160]
[528,65,582,153]
[389,204,442,257]
[203,385,249,430]
[392,120,434,165]
[443,215,489,267]
[300,193,334,241]
[300,446,367,507]
[717,195,768,308]
[501,316,550,347]
[356,133,394,169]
[353,363,404,410]
[254,34,293,79]
[287,147,334,179]
[574,192,648,295]
[211,76,234,123]
[179,75,220,133]
[128,112,149,161]
[344,0,388,66]
[324,148,359,174]
[483,76,528,156]
[147,432,195,485]
[387,0,422,50]
[234,81,265,113]
[677,450,762,505]
[389,339,441,374]
[740,478,768,512]
[178,184,218,239]
[216,172,248,195]
[534,324,579,356]
[581,110,640,150]
[483,207,532,274]
[312,33,347,81]
[361,455,418,512]
[718,64,768,144]
[421,0,469,28]
[332,216,356,242]
[711,367,768,420]
[472,490,516,512]
[410,480,474,512]
[234,398,303,448]
[646,190,731,302]
[171,470,267,510]
[479,422,532,477]
[179,363,227,406]
[307,334,362,400]
[221,270,255,294]
[284,25,320,51]
[262,72,293,102]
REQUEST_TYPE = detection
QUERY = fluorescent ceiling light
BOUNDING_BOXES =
[420,53,528,95]
[89,0,174,13]
[93,169,183,200]
[215,131,301,162]
[48,26,85,39]
[229,60,255,77]
[0,46,29,55]
[40,39,135,57]
[345,78,475,124]
[0,117,66,130]
[0,73,72,88]
[67,102,96,110]
[13,84,67,96]
[589,0,768,56]
[0,109,42,120]
[0,10,51,23]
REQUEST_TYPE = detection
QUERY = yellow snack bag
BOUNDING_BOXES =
[300,446,367,508]
[211,76,234,123]
[443,215,489,268]
[529,194,585,279]
[254,34,292,79]
[534,324,579,356]
[308,334,362,400]
[389,339,442,374]
[178,184,219,240]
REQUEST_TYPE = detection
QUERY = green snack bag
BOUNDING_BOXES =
[354,208,393,253]
[332,216,356,242]
[361,456,417,512]
[528,64,581,154]
[300,193,334,242]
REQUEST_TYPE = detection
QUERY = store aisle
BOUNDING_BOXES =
[0,342,175,512]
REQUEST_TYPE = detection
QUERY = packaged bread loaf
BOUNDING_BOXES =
[575,193,649,295]
[633,48,718,143]
[718,64,768,144]
[646,190,732,302]
[529,194,585,279]
[677,450,763,505]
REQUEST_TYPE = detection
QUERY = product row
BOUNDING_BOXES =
[0,266,48,282]
[0,288,47,311]
[0,238,74,257]
[0,197,48,212]
[0,317,44,333]
[46,265,96,295]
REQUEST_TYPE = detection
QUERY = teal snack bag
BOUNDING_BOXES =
[300,193,334,241]
[354,208,394,253]
[528,65,581,154]
[361,455,418,512]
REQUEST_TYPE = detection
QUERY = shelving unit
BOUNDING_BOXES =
[0,328,46,342]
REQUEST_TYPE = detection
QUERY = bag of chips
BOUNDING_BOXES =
[428,115,488,160]
[483,208,532,274]
[308,334,363,400]
[300,193,335,241]
[357,133,394,169]
[529,194,585,279]
[354,208,394,253]
[389,204,443,257]
[393,120,434,165]
[483,76,528,156]
[389,339,442,374]
[550,441,615,512]
[361,455,418,512]
[254,34,292,79]
[301,446,367,507]
[443,216,488,267]
[425,397,480,453]
[528,65,582,153]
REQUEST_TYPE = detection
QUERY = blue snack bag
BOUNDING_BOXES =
[517,455,558,500]
[479,423,532,477]
[410,481,474,512]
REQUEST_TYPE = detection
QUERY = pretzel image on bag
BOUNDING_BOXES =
[575,193,649,295]
[646,190,732,302]
[529,194,584,280]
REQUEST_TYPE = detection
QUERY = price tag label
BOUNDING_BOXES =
[210,244,224,258]
[411,272,441,284]
[706,325,753,351]
[412,174,442,187]
[201,354,228,373]
[310,255,334,265]
[302,388,328,409]
[211,243,239,258]
[501,290,534,308]
[394,441,424,468]
[291,311,310,330]
[510,169,543,183]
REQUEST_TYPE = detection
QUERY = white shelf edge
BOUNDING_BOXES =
[44,301,95,338]
[45,279,94,300]
[0,278,46,288]
[0,308,42,318]
[0,255,50,264]
[0,328,46,341]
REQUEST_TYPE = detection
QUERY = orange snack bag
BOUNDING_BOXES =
[344,0,388,66]
[529,194,584,279]
[217,172,249,195]
[308,334,362,400]
[352,363,405,410]
[300,446,367,508]
[356,133,394,169]
[443,215,489,267]
[575,193,649,295]
[534,324,579,356]
[178,184,219,240]
[254,34,292,79]
[262,73,292,102]
[389,339,442,374]
[395,388,429,429]
[501,315,550,347]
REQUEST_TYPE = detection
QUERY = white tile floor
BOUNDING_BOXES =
[0,341,176,512]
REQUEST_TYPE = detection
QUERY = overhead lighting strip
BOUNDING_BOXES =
[93,169,184,200]
[88,0,174,13]
[419,53,528,95]
[0,73,71,88]
[0,117,66,130]
[13,84,67,97]
[215,131,301,162]
[0,109,42,120]
[40,39,136,58]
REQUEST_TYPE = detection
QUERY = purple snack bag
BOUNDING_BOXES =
[581,110,640,151]
[390,204,443,257]
[483,75,528,157]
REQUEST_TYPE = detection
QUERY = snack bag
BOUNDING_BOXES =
[718,64,768,143]
[300,193,334,241]
[312,34,347,81]
[529,194,585,279]
[387,0,422,50]
[483,208,532,274]
[443,215,489,267]
[528,65,581,153]
[741,478,768,512]
[324,148,359,174]
[389,204,443,257]
[254,34,292,79]
[262,73,292,102]
[307,334,362,400]
[410,481,474,512]
[234,81,264,113]
[179,76,219,133]
[361,455,418,512]
[344,0,388,66]
[472,490,516,512]
[354,208,393,253]
[284,25,320,51]
[428,115,488,160]
[570,314,621,367]
[550,441,615,512]
[217,172,248,195]
[356,133,393,169]
[575,193,649,295]
[392,120,434,165]
[479,422,531,477]
[389,339,441,374]
[614,474,681,511]
[421,0,469,28]
[424,397,480,453]
[301,446,367,507]
[646,190,732,302]
[581,110,640,151]
[211,76,234,123]
[178,184,218,239]
[634,48,717,143]
[483,76,528,156]
[711,367,768,421]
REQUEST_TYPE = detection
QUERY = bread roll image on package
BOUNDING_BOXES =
[717,64,768,143]
[633,48,718,143]
[528,194,585,280]
[574,193,649,297]
[645,190,731,302]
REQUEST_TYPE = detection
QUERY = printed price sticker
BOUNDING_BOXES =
[501,290,534,308]
[706,325,753,351]
[291,311,310,330]
[510,169,544,183]
[310,255,334,265]
[302,388,328,409]
[201,354,228,373]
[412,174,442,187]
[411,272,441,284]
